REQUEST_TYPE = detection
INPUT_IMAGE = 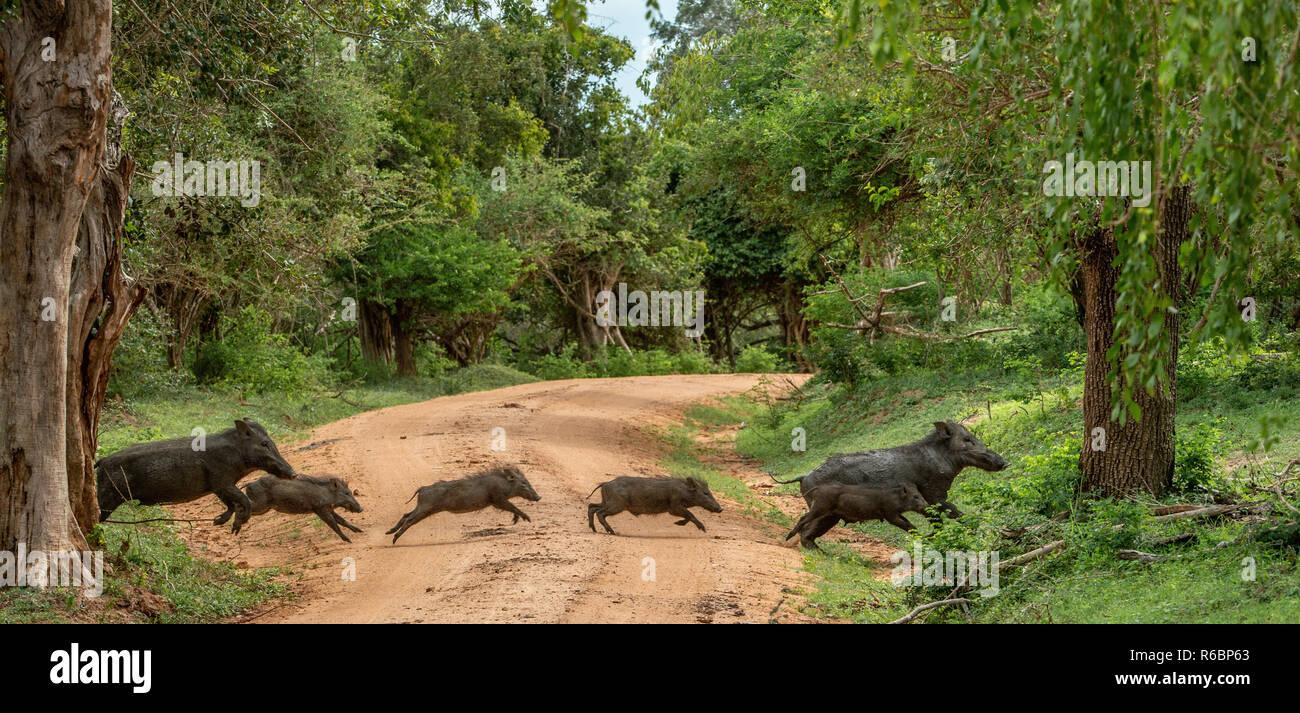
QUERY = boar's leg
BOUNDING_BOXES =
[885,513,918,533]
[785,510,817,541]
[594,506,619,535]
[315,507,352,542]
[213,505,235,526]
[215,485,254,533]
[332,513,364,532]
[797,514,840,551]
[669,505,706,532]
[492,499,531,525]
[587,503,601,532]
[388,504,437,543]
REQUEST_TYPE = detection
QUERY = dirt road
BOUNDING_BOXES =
[177,374,817,623]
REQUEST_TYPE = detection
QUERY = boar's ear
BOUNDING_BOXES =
[685,477,700,490]
[235,419,252,436]
[932,421,950,437]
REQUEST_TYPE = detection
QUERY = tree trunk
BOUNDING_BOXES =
[393,300,416,377]
[359,298,393,366]
[1078,188,1188,496]
[66,92,146,536]
[0,0,118,554]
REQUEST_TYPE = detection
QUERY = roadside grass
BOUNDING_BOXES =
[657,402,788,527]
[0,502,287,624]
[0,364,537,624]
[715,370,1300,623]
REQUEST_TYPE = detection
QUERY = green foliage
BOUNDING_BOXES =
[734,344,779,373]
[192,306,329,394]
[107,305,193,400]
[1173,419,1228,495]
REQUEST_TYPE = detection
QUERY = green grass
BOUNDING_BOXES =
[0,502,287,624]
[657,401,787,526]
[710,368,1300,623]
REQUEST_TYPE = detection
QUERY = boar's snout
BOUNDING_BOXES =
[687,478,723,513]
[503,467,541,501]
[899,483,928,511]
[984,450,1010,471]
[236,419,297,478]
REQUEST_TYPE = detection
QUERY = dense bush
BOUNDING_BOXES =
[192,306,330,393]
[734,344,779,373]
[1172,418,1228,495]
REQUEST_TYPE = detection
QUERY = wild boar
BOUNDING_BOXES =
[386,465,541,544]
[586,476,723,535]
[771,420,1008,524]
[785,482,929,551]
[97,419,298,528]
[216,474,363,542]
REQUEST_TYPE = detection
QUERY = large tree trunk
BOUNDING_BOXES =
[66,93,146,536]
[393,299,416,377]
[0,0,118,554]
[359,298,394,366]
[1078,188,1189,496]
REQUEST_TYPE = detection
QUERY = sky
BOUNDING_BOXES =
[579,0,679,108]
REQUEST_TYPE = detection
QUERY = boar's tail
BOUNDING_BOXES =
[404,489,419,504]
[584,482,604,500]
[768,472,805,485]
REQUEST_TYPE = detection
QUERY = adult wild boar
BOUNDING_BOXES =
[586,476,723,535]
[785,482,929,551]
[96,419,298,526]
[216,475,363,541]
[386,464,541,544]
[771,420,1007,524]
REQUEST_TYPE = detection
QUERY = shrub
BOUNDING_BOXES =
[674,350,716,374]
[531,349,590,380]
[1172,419,1227,494]
[734,344,779,373]
[192,306,329,393]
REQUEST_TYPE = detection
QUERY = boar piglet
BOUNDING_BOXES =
[386,464,541,544]
[586,476,723,535]
[97,418,298,529]
[216,474,363,542]
[786,482,928,551]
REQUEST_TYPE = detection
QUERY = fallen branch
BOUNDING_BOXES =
[1150,504,1241,523]
[887,598,970,625]
[1150,504,1205,517]
[1116,549,1165,562]
[1145,532,1195,546]
[998,539,1066,569]
[101,517,207,525]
